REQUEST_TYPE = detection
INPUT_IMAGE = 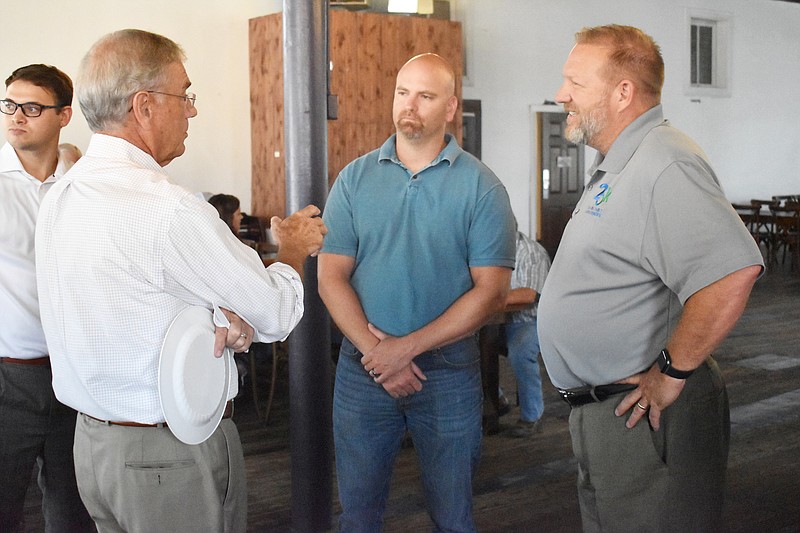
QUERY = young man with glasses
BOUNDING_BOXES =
[0,64,92,532]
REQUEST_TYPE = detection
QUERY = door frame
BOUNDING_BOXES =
[528,104,595,242]
[462,99,482,160]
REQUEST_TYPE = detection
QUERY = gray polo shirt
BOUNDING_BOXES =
[537,105,764,390]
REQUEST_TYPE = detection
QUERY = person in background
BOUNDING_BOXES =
[35,29,326,533]
[208,192,252,388]
[537,24,763,532]
[57,142,82,171]
[209,192,243,236]
[0,64,92,532]
[503,228,550,438]
[319,52,516,532]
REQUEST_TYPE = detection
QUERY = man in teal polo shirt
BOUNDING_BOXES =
[319,53,515,532]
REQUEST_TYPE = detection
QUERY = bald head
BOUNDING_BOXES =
[58,143,82,169]
[398,53,456,97]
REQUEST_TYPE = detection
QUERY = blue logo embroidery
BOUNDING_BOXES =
[586,183,612,218]
[594,183,612,206]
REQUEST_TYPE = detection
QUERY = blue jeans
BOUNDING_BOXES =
[505,320,544,422]
[334,336,482,533]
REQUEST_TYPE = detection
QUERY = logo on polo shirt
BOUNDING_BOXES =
[585,183,611,218]
[594,183,612,206]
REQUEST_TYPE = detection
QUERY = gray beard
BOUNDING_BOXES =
[565,107,606,146]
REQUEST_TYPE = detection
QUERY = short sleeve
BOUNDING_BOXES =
[467,184,516,268]
[321,171,358,257]
[642,160,763,303]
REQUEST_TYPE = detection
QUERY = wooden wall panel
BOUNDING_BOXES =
[329,11,358,126]
[250,11,462,218]
[249,14,284,219]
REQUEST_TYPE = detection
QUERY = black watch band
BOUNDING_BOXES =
[657,349,694,379]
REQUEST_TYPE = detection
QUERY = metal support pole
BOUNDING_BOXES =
[282,1,333,531]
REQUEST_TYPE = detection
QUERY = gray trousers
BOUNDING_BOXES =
[0,361,92,533]
[74,414,247,533]
[569,359,729,533]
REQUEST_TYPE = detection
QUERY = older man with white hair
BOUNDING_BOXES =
[36,29,326,533]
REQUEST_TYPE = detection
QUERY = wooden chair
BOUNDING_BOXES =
[238,212,269,245]
[247,341,284,424]
[768,201,800,270]
[772,194,800,204]
[734,201,772,261]
[239,213,278,264]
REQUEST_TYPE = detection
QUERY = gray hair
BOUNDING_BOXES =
[77,29,185,132]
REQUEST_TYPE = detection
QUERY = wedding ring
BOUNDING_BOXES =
[636,402,648,410]
[368,369,377,378]
[239,332,247,339]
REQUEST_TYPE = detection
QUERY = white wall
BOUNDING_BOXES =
[1,0,282,210]
[461,0,800,234]
[4,0,798,232]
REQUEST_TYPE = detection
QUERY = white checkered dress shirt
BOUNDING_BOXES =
[508,231,551,323]
[36,134,304,423]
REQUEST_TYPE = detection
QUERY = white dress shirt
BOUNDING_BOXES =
[0,142,66,358]
[36,134,304,423]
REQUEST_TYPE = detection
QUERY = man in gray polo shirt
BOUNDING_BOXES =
[538,25,763,533]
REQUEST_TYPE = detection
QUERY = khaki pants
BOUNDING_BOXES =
[569,359,729,533]
[74,415,247,533]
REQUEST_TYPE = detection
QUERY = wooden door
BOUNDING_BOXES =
[538,112,584,259]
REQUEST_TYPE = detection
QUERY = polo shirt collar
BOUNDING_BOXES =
[589,104,666,176]
[0,141,62,184]
[378,133,461,168]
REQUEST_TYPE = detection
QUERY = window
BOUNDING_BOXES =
[685,9,732,97]
[691,19,715,86]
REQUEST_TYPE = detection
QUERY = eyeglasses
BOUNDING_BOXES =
[0,99,64,118]
[147,90,196,109]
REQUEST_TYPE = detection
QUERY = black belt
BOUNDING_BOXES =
[557,384,637,408]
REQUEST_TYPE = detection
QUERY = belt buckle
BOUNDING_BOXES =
[557,386,592,406]
[559,385,610,408]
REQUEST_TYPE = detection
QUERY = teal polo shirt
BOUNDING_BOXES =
[322,134,516,337]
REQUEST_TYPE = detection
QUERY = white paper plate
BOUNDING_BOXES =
[158,306,231,445]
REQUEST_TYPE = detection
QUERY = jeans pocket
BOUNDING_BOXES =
[339,337,361,359]
[438,339,480,368]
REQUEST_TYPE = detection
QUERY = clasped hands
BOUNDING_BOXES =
[361,324,427,399]
[213,307,255,357]
[614,364,686,430]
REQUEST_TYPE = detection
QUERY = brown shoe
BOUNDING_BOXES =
[508,419,541,438]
